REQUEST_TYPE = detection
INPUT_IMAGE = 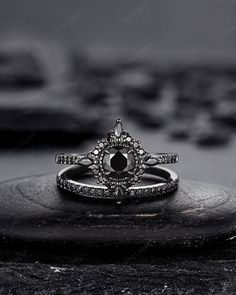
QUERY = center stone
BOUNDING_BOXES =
[102,147,135,178]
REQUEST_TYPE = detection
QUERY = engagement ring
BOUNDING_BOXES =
[56,119,179,204]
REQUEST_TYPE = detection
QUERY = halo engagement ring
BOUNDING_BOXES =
[56,119,179,204]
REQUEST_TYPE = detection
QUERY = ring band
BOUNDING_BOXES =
[57,165,179,201]
[56,119,179,204]
[55,153,179,166]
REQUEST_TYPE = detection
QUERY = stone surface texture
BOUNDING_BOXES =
[0,256,236,294]
[0,174,236,294]
[0,174,235,247]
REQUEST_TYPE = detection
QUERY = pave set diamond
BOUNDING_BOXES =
[57,174,178,199]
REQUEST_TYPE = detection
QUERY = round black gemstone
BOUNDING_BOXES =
[102,147,135,178]
[110,150,127,171]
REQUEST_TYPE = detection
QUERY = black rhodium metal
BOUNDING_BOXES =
[56,119,179,203]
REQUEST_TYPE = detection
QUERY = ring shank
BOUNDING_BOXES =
[56,152,179,166]
[145,153,179,166]
[55,153,92,166]
[57,166,179,200]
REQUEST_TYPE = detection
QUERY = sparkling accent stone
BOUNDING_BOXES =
[139,149,144,155]
[114,120,123,137]
[98,190,103,195]
[102,147,135,178]
[77,158,92,166]
[114,186,124,198]
[130,190,135,197]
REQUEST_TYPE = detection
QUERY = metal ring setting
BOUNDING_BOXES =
[57,166,179,202]
[56,119,179,203]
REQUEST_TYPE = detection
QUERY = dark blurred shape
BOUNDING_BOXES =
[0,42,236,148]
[116,63,167,128]
[167,119,191,140]
[115,64,159,99]
[190,114,230,146]
[0,44,106,147]
[212,81,236,127]
[0,49,46,89]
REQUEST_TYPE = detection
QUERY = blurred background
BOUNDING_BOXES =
[0,0,236,188]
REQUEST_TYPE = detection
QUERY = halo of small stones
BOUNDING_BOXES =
[87,130,148,192]
[57,174,178,200]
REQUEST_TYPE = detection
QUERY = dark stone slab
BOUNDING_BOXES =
[0,174,235,249]
[0,174,236,294]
